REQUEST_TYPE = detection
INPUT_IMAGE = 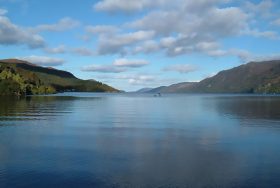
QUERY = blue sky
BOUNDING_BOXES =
[0,0,280,91]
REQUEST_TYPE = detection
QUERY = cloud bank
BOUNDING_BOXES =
[81,58,149,73]
[89,0,279,58]
[162,64,198,74]
[17,55,65,66]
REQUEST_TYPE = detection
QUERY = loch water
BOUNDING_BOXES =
[0,93,280,188]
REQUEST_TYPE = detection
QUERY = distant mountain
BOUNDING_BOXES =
[148,82,197,93]
[139,60,280,94]
[0,59,118,95]
[148,86,167,93]
[135,88,154,93]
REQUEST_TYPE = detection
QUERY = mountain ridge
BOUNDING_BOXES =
[137,60,280,94]
[0,59,118,95]
[1,59,76,78]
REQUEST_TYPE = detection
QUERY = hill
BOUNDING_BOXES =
[135,88,154,93]
[139,60,280,94]
[147,82,197,93]
[191,60,280,93]
[0,59,118,95]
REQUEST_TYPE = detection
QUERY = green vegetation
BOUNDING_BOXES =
[0,63,56,95]
[0,59,118,96]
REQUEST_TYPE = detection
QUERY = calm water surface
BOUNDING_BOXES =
[0,93,280,188]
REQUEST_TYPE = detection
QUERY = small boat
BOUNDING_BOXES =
[153,93,162,97]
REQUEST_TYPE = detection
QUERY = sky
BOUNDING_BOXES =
[0,0,280,91]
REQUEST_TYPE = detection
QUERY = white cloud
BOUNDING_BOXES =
[114,74,156,85]
[129,7,248,38]
[114,74,191,88]
[244,29,279,40]
[93,0,228,13]
[81,25,121,41]
[81,58,149,73]
[132,40,159,54]
[93,0,170,12]
[95,73,198,91]
[206,49,227,57]
[91,0,279,58]
[86,25,119,35]
[97,30,155,55]
[162,64,198,74]
[83,25,119,41]
[17,55,65,66]
[0,15,45,48]
[128,75,155,85]
[228,49,252,62]
[44,45,66,54]
[158,35,226,56]
[92,1,258,57]
[71,47,94,56]
[81,64,126,73]
[248,54,280,62]
[0,8,8,15]
[244,0,274,18]
[44,46,95,56]
[33,17,80,32]
[0,14,81,49]
[224,49,280,63]
[271,18,280,26]
[238,53,280,63]
[113,58,149,67]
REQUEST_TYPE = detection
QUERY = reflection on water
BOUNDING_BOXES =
[0,93,280,187]
[0,96,101,124]
[209,96,280,127]
[0,96,72,122]
[211,96,280,119]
